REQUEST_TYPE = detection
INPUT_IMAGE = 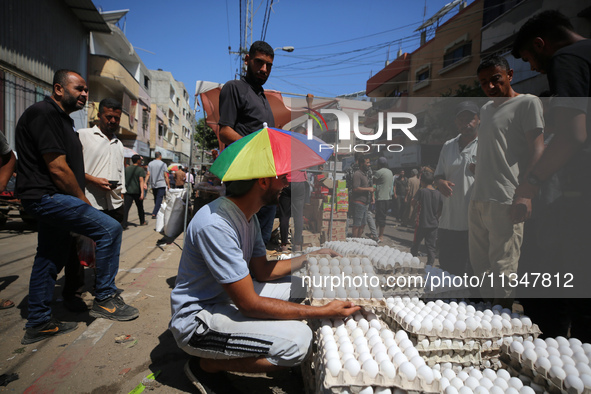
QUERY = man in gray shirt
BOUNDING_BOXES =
[469,56,544,307]
[146,151,170,218]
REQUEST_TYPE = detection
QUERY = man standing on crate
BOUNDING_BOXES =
[15,70,139,345]
[218,40,278,245]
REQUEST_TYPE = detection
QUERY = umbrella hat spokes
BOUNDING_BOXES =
[209,126,333,182]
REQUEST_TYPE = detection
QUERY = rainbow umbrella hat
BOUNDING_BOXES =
[209,125,333,182]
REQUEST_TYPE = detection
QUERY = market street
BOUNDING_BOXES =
[0,198,418,393]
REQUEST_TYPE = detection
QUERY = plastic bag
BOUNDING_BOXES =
[163,188,186,238]
[155,201,167,233]
[77,235,96,268]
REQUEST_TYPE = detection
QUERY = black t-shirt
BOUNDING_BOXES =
[547,39,591,194]
[15,97,85,200]
[218,76,275,137]
[416,187,443,229]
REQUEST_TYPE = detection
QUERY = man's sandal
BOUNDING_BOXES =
[0,299,15,309]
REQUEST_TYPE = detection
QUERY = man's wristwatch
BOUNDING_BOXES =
[526,173,542,186]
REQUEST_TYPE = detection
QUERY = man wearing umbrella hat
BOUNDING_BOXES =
[218,40,277,246]
[170,173,360,392]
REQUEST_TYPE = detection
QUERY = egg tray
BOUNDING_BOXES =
[501,358,564,394]
[378,307,542,342]
[375,266,426,276]
[417,341,482,368]
[314,350,441,393]
[422,288,472,299]
[501,343,591,394]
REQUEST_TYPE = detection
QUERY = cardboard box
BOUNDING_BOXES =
[336,195,348,203]
[336,203,349,212]
[337,180,347,189]
[321,211,348,220]
[322,203,333,212]
[336,187,348,196]
[302,231,321,246]
[323,195,332,204]
[321,178,334,190]
[322,220,347,228]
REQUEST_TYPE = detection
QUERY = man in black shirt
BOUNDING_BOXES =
[512,10,591,341]
[218,41,277,244]
[16,70,139,345]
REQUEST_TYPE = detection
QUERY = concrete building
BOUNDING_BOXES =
[149,69,195,166]
[88,9,152,158]
[0,0,109,149]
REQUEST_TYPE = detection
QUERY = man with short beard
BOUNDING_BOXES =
[218,40,277,245]
[16,70,139,345]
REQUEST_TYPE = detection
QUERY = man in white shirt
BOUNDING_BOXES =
[64,98,126,312]
[434,101,479,277]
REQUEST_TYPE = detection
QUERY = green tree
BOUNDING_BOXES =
[194,118,218,151]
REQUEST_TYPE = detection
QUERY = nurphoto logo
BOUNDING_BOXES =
[306,108,418,153]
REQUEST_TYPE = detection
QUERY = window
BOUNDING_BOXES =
[417,69,429,82]
[169,87,175,102]
[144,76,150,90]
[443,42,472,68]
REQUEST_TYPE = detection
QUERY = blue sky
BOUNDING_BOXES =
[93,0,464,103]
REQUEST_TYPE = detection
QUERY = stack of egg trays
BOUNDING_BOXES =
[313,318,441,393]
[374,262,426,277]
[500,342,591,394]
[416,338,482,367]
[378,304,541,342]
[305,254,388,309]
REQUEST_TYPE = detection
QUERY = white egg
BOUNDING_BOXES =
[445,386,460,394]
[410,355,425,369]
[468,376,480,390]
[457,371,469,382]
[404,347,419,360]
[343,358,361,377]
[473,386,489,394]
[489,387,504,394]
[508,377,523,389]
[577,363,591,376]
[380,360,397,379]
[340,342,354,354]
[357,351,372,365]
[415,364,434,384]
[545,337,559,348]
[565,375,585,394]
[534,356,551,371]
[458,386,474,394]
[496,369,511,381]
[443,368,457,381]
[375,350,389,364]
[399,361,417,381]
[323,340,338,352]
[518,386,535,394]
[374,388,391,394]
[357,319,369,333]
[580,374,591,389]
[341,352,355,363]
[505,389,519,394]
[326,358,342,377]
[493,377,508,390]
[398,338,413,350]
[479,377,494,390]
[450,377,464,389]
[534,347,549,358]
[393,352,408,367]
[372,343,387,357]
[455,320,467,333]
[359,387,374,394]
[366,327,380,339]
[561,354,576,366]
[362,359,379,378]
[564,364,580,377]
[440,377,451,390]
[559,345,574,357]
[482,369,496,381]
[369,319,382,330]
[549,366,566,380]
[523,348,537,363]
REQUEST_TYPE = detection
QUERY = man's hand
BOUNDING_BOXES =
[510,196,532,223]
[437,179,455,197]
[321,300,361,319]
[311,248,342,258]
[87,175,112,191]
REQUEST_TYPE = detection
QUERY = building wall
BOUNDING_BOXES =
[149,69,195,165]
[0,0,90,147]
[408,0,484,98]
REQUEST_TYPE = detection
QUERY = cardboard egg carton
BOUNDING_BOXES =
[314,345,440,393]
[500,343,591,394]
[309,297,387,309]
[379,306,541,342]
